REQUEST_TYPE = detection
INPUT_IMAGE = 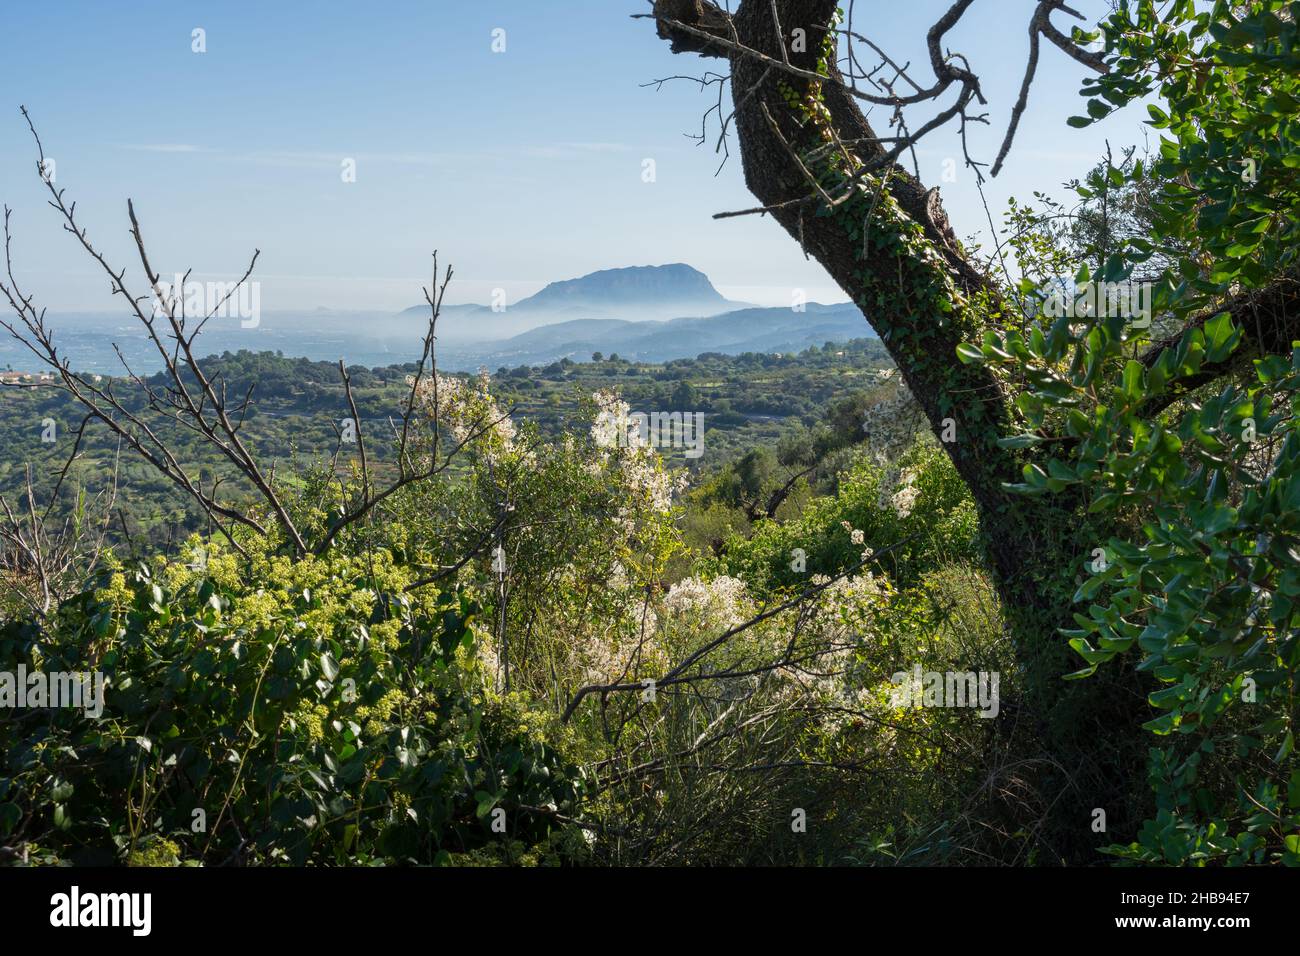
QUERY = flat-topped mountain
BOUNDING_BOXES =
[518,263,730,313]
[403,263,747,339]
[10,266,865,375]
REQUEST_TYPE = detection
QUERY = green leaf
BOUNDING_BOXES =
[1142,712,1179,735]
[320,652,339,682]
[1202,312,1240,363]
[1276,731,1295,764]
[0,802,20,836]
[1121,360,1145,401]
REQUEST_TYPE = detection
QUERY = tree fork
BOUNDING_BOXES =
[650,0,1070,606]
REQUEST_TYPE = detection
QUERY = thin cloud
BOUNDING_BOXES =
[227,149,458,169]
[117,142,631,167]
[522,142,632,160]
[119,143,206,153]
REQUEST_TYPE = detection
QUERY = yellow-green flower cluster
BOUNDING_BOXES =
[291,700,331,743]
[355,687,406,737]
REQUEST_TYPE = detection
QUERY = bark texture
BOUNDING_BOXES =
[655,0,1075,609]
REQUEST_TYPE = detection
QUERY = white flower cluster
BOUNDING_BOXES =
[576,567,663,685]
[578,620,662,685]
[591,388,640,450]
[590,389,686,518]
[785,571,890,713]
[661,574,749,631]
[409,369,519,463]
[840,521,874,563]
[880,467,919,519]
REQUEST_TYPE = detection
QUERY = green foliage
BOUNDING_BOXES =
[10,2,1297,869]
[0,544,586,866]
[0,339,893,554]
[714,439,979,598]
[1074,0,1299,294]
[967,0,1300,864]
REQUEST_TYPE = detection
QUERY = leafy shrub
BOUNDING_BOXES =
[963,0,1300,865]
[714,439,979,597]
[0,542,587,866]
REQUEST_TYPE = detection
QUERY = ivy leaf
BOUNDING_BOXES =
[320,652,339,682]
[997,434,1043,449]
[1121,360,1145,401]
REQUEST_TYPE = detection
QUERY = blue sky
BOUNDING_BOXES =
[0,0,1152,313]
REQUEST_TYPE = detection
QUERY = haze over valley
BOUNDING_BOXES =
[0,263,866,374]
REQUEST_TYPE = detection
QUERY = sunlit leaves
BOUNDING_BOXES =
[970,0,1300,864]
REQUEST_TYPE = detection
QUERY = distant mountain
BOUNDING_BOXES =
[13,267,867,377]
[520,262,728,313]
[436,302,871,370]
[404,264,746,341]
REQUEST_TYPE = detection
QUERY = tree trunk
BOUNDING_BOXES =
[651,0,1151,861]
[661,0,1076,603]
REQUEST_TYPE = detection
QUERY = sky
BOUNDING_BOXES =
[0,0,1153,314]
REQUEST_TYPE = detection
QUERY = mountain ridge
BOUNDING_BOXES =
[403,263,748,340]
[437,301,871,370]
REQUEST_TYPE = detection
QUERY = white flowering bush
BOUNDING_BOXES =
[714,438,978,598]
[661,574,749,632]
[407,369,520,463]
[589,389,689,523]
[860,371,928,463]
[384,379,686,709]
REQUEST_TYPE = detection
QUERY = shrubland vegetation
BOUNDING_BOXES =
[2,0,1299,866]
[0,337,893,553]
[2,342,997,865]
